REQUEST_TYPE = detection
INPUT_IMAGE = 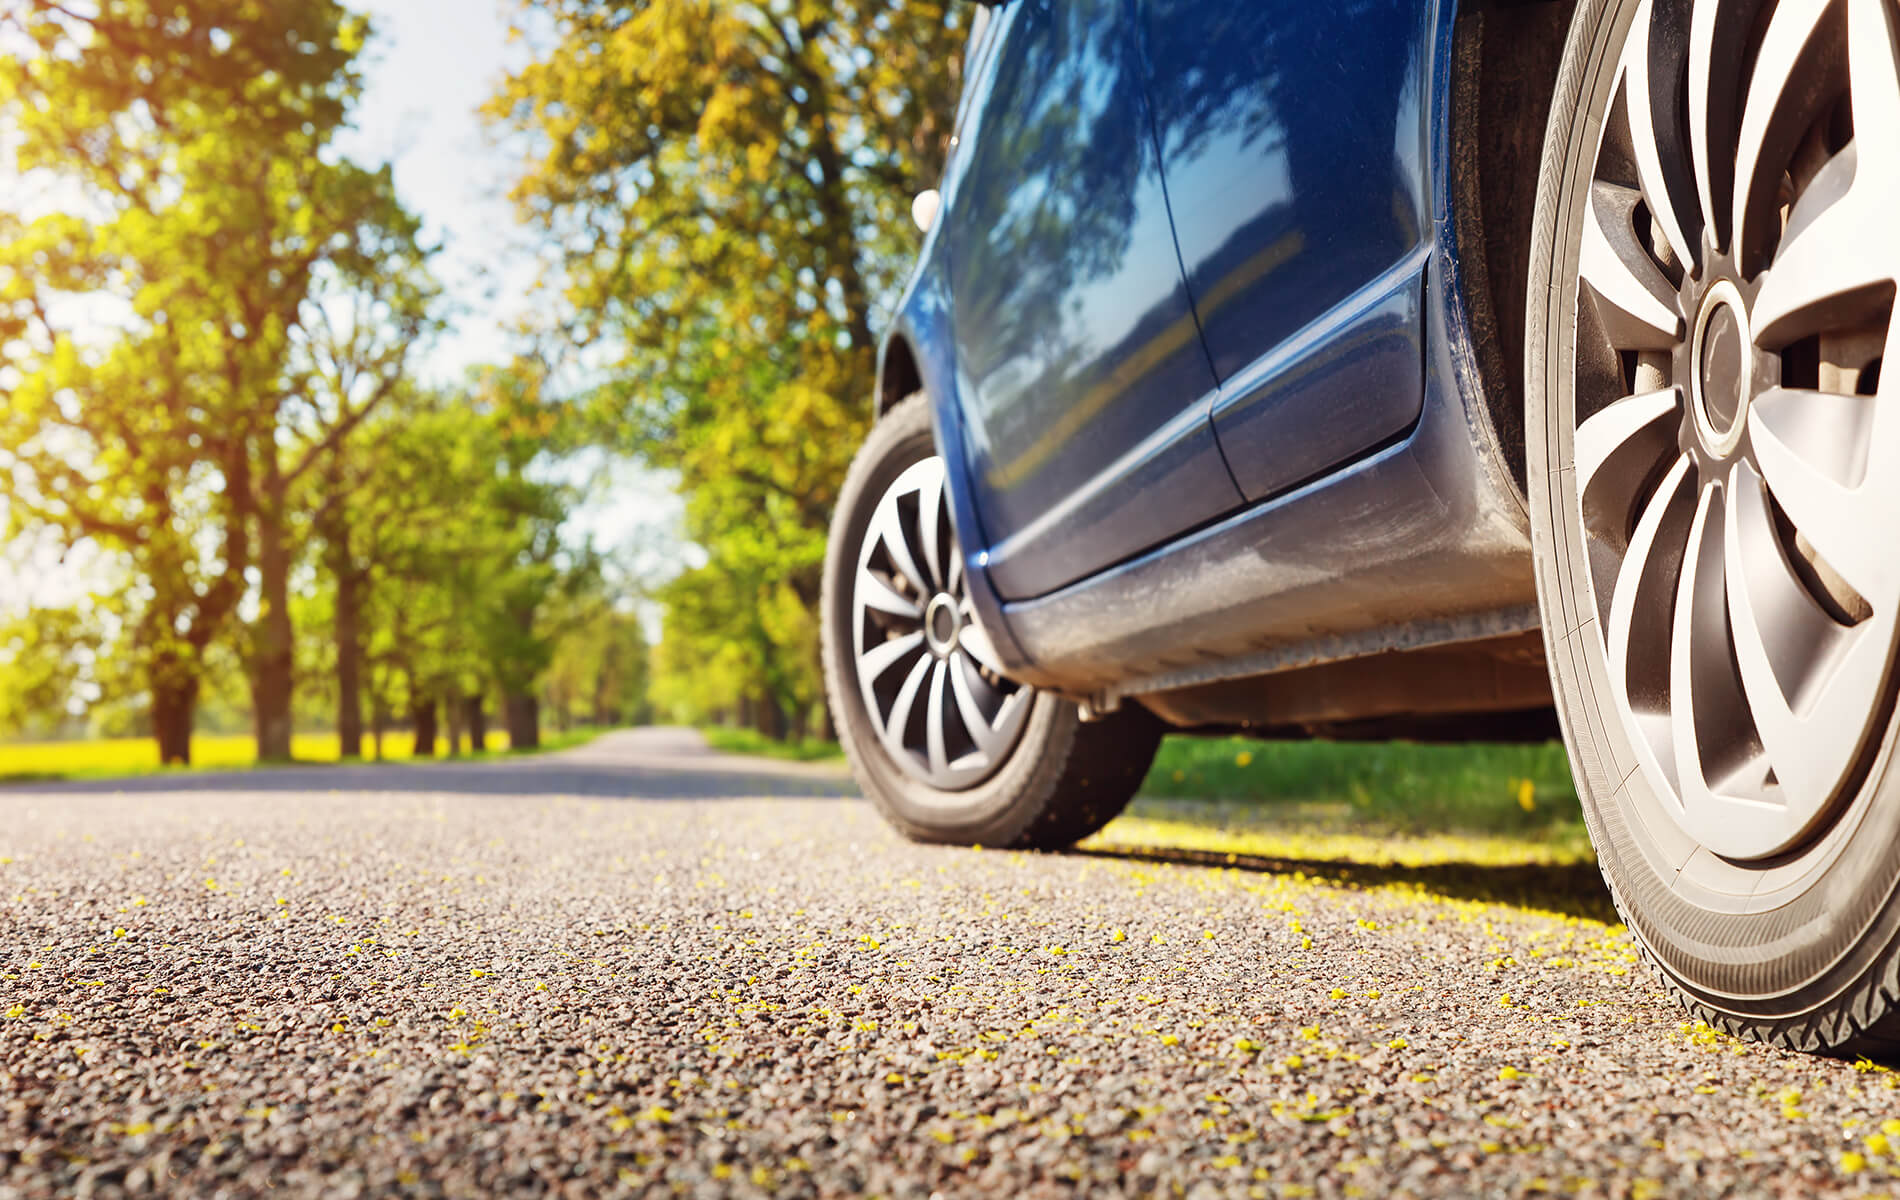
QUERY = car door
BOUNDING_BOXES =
[1136,0,1431,501]
[942,0,1242,601]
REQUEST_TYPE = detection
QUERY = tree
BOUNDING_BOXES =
[462,362,594,752]
[0,607,96,740]
[542,592,651,732]
[489,0,970,737]
[251,166,437,760]
[296,245,439,758]
[0,0,431,762]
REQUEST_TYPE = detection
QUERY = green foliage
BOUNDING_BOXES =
[699,725,843,764]
[0,0,435,760]
[542,601,651,732]
[0,607,97,738]
[312,364,592,749]
[490,0,972,737]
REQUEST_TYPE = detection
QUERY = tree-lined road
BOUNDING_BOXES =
[2,730,1894,1197]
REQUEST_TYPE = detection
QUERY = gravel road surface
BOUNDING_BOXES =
[4,728,1899,1198]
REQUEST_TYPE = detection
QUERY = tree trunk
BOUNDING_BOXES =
[504,692,540,751]
[334,563,364,760]
[445,698,464,758]
[371,697,387,762]
[411,696,437,758]
[151,672,199,766]
[464,695,487,753]
[251,454,295,761]
[757,692,787,742]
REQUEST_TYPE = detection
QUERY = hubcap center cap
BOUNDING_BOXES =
[1690,280,1752,457]
[924,594,960,657]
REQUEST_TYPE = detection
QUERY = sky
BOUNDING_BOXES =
[340,0,537,384]
[346,1,686,603]
[5,0,688,620]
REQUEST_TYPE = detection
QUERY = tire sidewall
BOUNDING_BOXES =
[820,393,1082,846]
[1526,0,1900,1035]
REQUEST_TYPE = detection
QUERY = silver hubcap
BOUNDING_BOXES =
[851,457,1029,791]
[1570,0,1900,858]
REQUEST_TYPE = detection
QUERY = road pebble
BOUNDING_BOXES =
[3,752,1898,1197]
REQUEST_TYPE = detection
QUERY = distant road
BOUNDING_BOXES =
[0,728,1886,1196]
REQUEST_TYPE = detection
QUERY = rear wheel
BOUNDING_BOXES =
[821,393,1163,849]
[1529,0,1900,1050]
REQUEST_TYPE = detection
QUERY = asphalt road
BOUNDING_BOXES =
[3,728,1898,1198]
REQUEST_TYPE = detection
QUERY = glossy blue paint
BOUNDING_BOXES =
[938,0,1242,601]
[1136,0,1431,377]
[873,0,1536,696]
[877,257,1036,677]
[1135,0,1434,504]
[1212,254,1426,500]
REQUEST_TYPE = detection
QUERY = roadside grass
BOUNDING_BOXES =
[0,727,606,784]
[1092,736,1594,873]
[700,725,849,763]
[1144,736,1581,835]
[691,726,1589,865]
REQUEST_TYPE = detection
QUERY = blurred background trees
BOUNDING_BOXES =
[488,0,969,738]
[0,0,968,762]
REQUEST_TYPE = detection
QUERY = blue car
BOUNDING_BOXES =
[819,0,1900,1053]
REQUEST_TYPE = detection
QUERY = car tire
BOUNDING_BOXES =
[821,392,1164,850]
[1527,0,1900,1052]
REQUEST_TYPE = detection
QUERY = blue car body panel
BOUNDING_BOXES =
[1136,0,1434,502]
[941,0,1240,601]
[874,0,1536,697]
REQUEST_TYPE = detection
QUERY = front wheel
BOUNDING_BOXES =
[820,392,1163,849]
[1528,0,1900,1051]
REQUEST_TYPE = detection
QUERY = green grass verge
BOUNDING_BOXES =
[1143,736,1581,836]
[700,726,847,763]
[693,727,1580,839]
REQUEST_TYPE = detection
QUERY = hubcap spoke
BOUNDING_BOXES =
[858,567,921,619]
[1731,0,1842,270]
[1582,182,1685,349]
[880,652,935,764]
[924,659,951,777]
[1576,389,1682,507]
[1750,146,1894,346]
[859,631,925,684]
[871,496,932,600]
[1620,0,1703,270]
[1689,0,1770,249]
[1751,396,1895,602]
[1848,0,1900,182]
[1607,455,1697,800]
[949,653,1006,759]
[851,455,1028,791]
[1572,0,1900,860]
[1667,485,1746,816]
[1723,465,1878,804]
[917,463,945,591]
